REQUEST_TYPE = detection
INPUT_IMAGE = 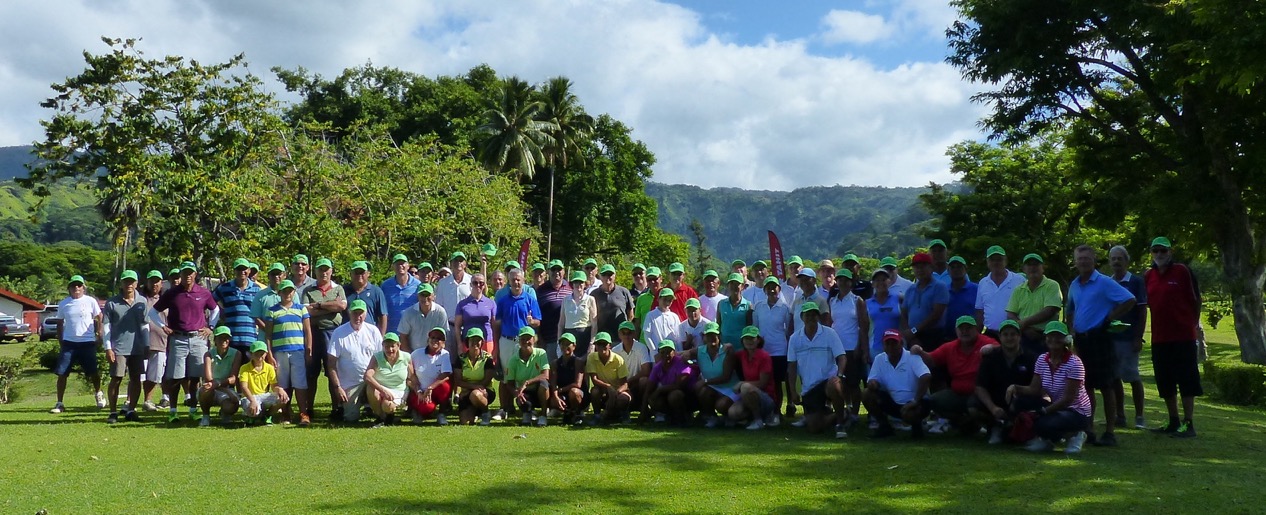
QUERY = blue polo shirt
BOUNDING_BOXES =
[942,280,978,335]
[1113,272,1148,329]
[212,281,260,348]
[345,282,389,326]
[902,279,950,331]
[1067,270,1136,333]
[933,269,970,284]
[381,276,420,333]
[495,290,542,339]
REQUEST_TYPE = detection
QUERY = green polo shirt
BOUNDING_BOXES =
[1006,277,1064,320]
[302,283,346,330]
[209,347,240,381]
[634,292,657,338]
[505,347,551,384]
[371,351,412,390]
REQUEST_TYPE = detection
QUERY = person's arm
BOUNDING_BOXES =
[911,344,938,368]
[364,367,385,394]
[706,352,737,386]
[1105,299,1137,328]
[1020,306,1059,331]
[327,354,344,402]
[206,306,221,330]
[302,317,314,361]
[202,351,215,386]
[1046,379,1081,413]
[587,296,597,325]
[1008,373,1042,402]
[376,314,388,335]
[909,373,931,408]
[856,298,871,363]
[587,361,612,390]
[227,353,241,388]
[491,317,502,345]
[786,361,800,403]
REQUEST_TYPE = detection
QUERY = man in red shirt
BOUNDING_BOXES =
[1143,237,1203,438]
[912,315,997,434]
[666,262,699,320]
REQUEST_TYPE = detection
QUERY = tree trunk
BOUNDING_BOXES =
[1218,232,1266,364]
[546,166,555,261]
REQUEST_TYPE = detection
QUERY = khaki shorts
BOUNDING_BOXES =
[110,354,146,379]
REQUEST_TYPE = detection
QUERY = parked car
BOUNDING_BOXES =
[41,317,62,340]
[0,314,32,342]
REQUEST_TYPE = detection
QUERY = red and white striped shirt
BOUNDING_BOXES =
[1036,352,1091,417]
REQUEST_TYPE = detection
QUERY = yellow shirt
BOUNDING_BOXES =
[585,352,627,385]
[239,362,277,396]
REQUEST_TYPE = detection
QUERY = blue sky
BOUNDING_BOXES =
[0,0,984,190]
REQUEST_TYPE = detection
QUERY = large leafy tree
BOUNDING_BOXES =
[949,0,1266,363]
[476,77,555,180]
[535,76,594,260]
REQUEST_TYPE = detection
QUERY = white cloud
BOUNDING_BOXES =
[819,10,895,45]
[0,0,985,190]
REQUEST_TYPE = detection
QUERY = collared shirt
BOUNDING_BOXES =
[974,270,1025,330]
[976,347,1037,401]
[370,351,411,390]
[495,290,541,339]
[717,297,752,345]
[591,284,634,336]
[867,349,931,404]
[866,293,902,355]
[410,347,452,389]
[212,280,260,347]
[586,352,627,385]
[1037,352,1092,417]
[154,284,216,333]
[380,275,421,333]
[902,279,950,330]
[344,282,389,328]
[266,302,309,353]
[436,273,473,323]
[641,308,682,350]
[737,348,776,397]
[456,296,497,343]
[1111,271,1149,330]
[146,295,168,352]
[397,303,448,351]
[789,291,831,335]
[301,282,345,330]
[327,322,383,388]
[828,292,862,352]
[613,339,654,378]
[250,286,281,323]
[927,334,997,395]
[649,355,696,387]
[239,362,277,396]
[633,292,657,339]
[209,347,240,382]
[562,292,596,329]
[104,294,147,355]
[753,297,793,356]
[459,351,495,383]
[1006,277,1063,321]
[787,325,846,394]
[668,284,699,320]
[1067,270,1136,333]
[536,281,572,342]
[554,355,582,388]
[942,280,979,336]
[698,292,726,321]
[889,275,914,299]
[1144,263,1200,343]
[933,269,970,284]
[676,317,712,351]
[505,347,550,384]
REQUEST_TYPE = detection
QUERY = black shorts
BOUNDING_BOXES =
[1074,329,1117,390]
[558,386,592,411]
[801,381,830,414]
[514,383,547,410]
[1152,341,1204,398]
[841,349,867,388]
[307,328,334,380]
[457,388,496,412]
[771,356,789,383]
[871,390,928,420]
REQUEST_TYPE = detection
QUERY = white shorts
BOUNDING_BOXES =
[146,350,166,382]
[498,336,517,373]
[240,392,280,416]
[275,350,308,390]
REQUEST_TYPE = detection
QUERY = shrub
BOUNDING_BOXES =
[0,357,21,403]
[22,340,59,370]
[1204,360,1266,406]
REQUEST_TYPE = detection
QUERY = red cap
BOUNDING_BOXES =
[911,252,932,265]
[882,329,902,342]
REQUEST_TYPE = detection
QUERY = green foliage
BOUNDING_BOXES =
[0,241,114,300]
[0,357,21,403]
[1204,360,1266,406]
[23,340,59,370]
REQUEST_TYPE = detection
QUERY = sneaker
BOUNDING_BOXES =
[1134,416,1147,430]
[653,413,667,423]
[547,408,560,418]
[188,406,198,420]
[199,416,211,427]
[220,415,234,425]
[785,405,797,419]
[372,420,386,429]
[491,409,506,422]
[479,412,492,426]
[167,411,179,423]
[107,412,118,424]
[868,416,879,430]
[834,423,848,439]
[1065,431,1087,454]
[572,415,585,426]
[537,415,547,427]
[790,417,807,428]
[765,413,781,427]
[521,412,534,426]
[1151,419,1181,434]
[49,402,65,414]
[927,419,948,434]
[158,396,171,408]
[987,426,1005,445]
[142,401,158,412]
[746,419,766,431]
[1094,432,1119,447]
[264,416,275,426]
[95,391,106,409]
[1172,420,1197,439]
[412,413,424,424]
[1024,437,1053,452]
[438,414,449,426]
[124,411,141,422]
[298,413,311,427]
[704,416,720,429]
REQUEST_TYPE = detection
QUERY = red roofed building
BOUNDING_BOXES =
[0,288,44,328]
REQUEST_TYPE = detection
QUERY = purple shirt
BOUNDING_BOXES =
[456,296,497,342]
[536,281,572,342]
[648,355,697,387]
[154,283,217,332]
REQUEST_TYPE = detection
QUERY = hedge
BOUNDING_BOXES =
[1203,360,1266,406]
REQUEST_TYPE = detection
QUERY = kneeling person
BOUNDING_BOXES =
[199,327,242,426]
[237,341,288,424]
[864,330,932,439]
[586,332,630,424]
[408,327,453,425]
[454,329,498,425]
[912,316,997,435]
[364,333,411,427]
[729,326,779,430]
[326,299,384,423]
[787,302,850,437]
[506,327,551,426]
[550,333,590,425]
[646,340,699,425]
[970,320,1036,444]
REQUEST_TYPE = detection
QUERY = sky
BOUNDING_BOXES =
[0,0,987,190]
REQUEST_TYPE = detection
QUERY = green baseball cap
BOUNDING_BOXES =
[879,257,898,268]
[213,326,232,337]
[618,321,636,333]
[583,258,598,268]
[392,253,408,263]
[685,298,701,310]
[763,276,780,286]
[418,262,434,271]
[1022,253,1044,264]
[504,260,521,270]
[569,271,587,282]
[842,253,859,264]
[560,332,577,345]
[702,269,718,279]
[417,283,434,295]
[658,287,675,298]
[481,243,498,257]
[741,325,760,339]
[314,258,333,269]
[466,328,484,340]
[599,264,616,275]
[429,326,447,337]
[146,270,164,280]
[593,332,613,344]
[955,315,978,327]
[349,299,368,313]
[726,272,744,284]
[668,262,685,274]
[279,280,296,291]
[752,260,768,269]
[249,262,260,271]
[929,239,947,249]
[531,262,546,272]
[384,332,401,343]
[168,268,180,277]
[731,259,746,267]
[292,254,309,264]
[351,260,369,272]
[268,262,286,274]
[800,302,821,313]
[1044,321,1070,335]
[548,259,565,270]
[645,266,662,278]
[250,340,268,353]
[232,258,251,269]
[180,261,197,272]
[986,245,1006,258]
[703,322,720,335]
[518,326,537,338]
[786,255,803,266]
[1151,236,1172,249]
[657,340,676,351]
[450,251,467,262]
[836,269,854,280]
[119,270,138,281]
[68,275,85,286]
[999,320,1021,332]
[632,263,646,272]
[948,256,967,266]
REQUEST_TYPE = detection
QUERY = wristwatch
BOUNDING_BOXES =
[910,327,919,335]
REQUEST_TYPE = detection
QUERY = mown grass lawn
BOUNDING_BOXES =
[1,326,1263,514]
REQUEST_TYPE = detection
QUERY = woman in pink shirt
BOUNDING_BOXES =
[1006,321,1092,454]
[728,326,779,430]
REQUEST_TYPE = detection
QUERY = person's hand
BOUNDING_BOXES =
[1133,338,1144,353]
[305,347,313,361]
[980,344,997,355]
[422,388,432,404]
[910,345,924,356]
[106,349,116,364]
[480,255,488,264]
[226,376,236,386]
[379,387,394,402]
[162,326,174,336]
[335,387,348,404]
[249,400,261,415]
[201,381,214,392]
[901,400,919,418]
[1005,385,1016,404]
[198,327,213,338]
[991,406,1006,420]
[276,388,290,404]
[721,343,734,353]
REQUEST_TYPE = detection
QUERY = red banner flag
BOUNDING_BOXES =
[768,231,785,280]
[517,239,532,270]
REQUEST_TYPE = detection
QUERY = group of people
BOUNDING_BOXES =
[48,237,1205,452]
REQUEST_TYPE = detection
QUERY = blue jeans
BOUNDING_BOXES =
[1035,409,1089,440]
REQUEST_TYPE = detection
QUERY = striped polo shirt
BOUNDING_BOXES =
[1036,352,1092,417]
[267,302,309,353]
[213,281,260,347]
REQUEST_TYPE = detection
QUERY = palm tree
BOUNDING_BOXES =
[475,77,555,179]
[535,76,594,260]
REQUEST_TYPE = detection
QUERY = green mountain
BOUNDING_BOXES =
[0,146,34,181]
[645,183,934,262]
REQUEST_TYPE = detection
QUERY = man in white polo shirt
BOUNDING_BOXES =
[326,299,384,423]
[974,245,1024,337]
[787,302,849,437]
[864,329,931,439]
